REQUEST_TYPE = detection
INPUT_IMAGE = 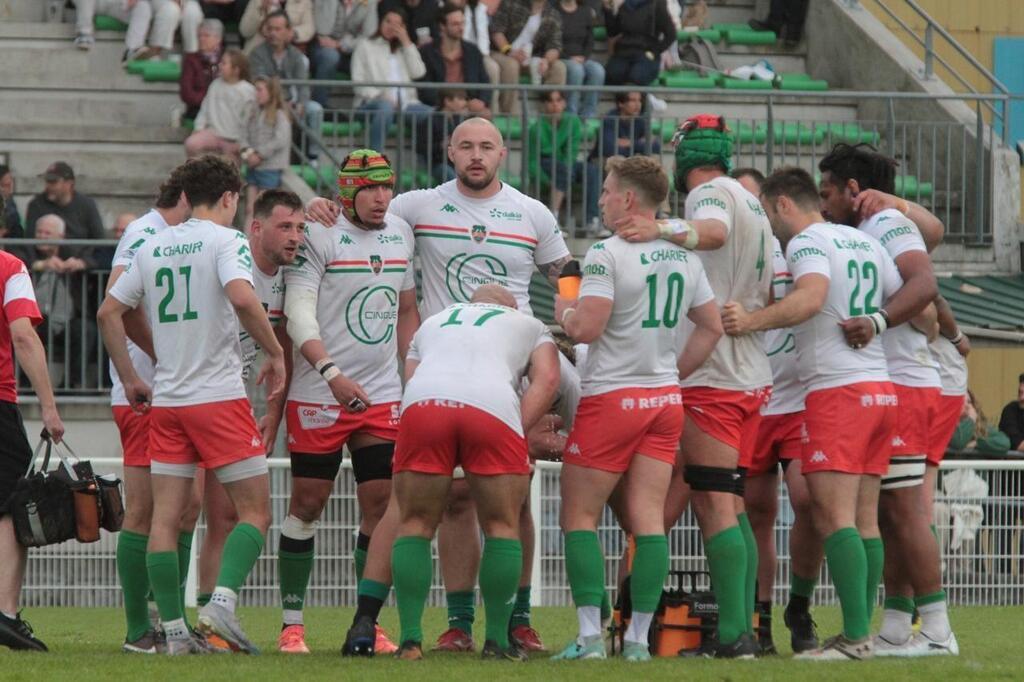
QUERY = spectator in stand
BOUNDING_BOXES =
[24,162,105,271]
[749,0,808,48]
[446,0,500,92]
[555,0,603,119]
[351,7,431,151]
[184,48,257,162]
[178,0,249,54]
[240,0,316,53]
[241,77,292,225]
[310,0,381,108]
[417,88,469,184]
[528,90,591,222]
[180,18,225,120]
[490,0,565,115]
[379,0,441,46]
[94,213,138,270]
[603,0,674,88]
[0,166,22,240]
[418,4,492,117]
[73,0,182,61]
[999,374,1024,452]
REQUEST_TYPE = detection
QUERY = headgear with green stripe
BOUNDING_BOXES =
[337,149,395,226]
[671,114,733,192]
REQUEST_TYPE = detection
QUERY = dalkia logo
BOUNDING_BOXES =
[369,254,383,274]
[441,203,459,213]
[489,207,522,221]
[471,224,487,243]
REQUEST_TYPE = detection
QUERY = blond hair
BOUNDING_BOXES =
[605,155,669,208]
[254,76,288,126]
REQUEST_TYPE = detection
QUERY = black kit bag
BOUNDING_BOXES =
[8,435,76,547]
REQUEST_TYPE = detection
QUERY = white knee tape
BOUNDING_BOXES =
[282,514,318,540]
[881,455,927,490]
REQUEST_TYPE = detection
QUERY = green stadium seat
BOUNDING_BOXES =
[815,123,880,145]
[725,120,766,145]
[499,171,523,191]
[676,29,722,43]
[582,118,601,142]
[124,60,147,75]
[292,164,337,189]
[593,26,607,41]
[398,169,434,190]
[182,117,195,132]
[724,30,777,45]
[659,70,717,89]
[321,120,365,137]
[94,14,127,31]
[718,76,773,90]
[493,115,523,140]
[777,73,829,91]
[333,72,351,81]
[711,23,753,34]
[765,122,824,145]
[140,61,181,82]
[894,176,933,199]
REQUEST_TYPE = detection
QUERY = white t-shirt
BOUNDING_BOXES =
[576,236,714,397]
[109,209,166,407]
[858,209,941,388]
[109,219,253,407]
[239,265,285,381]
[403,302,555,436]
[285,213,415,405]
[785,222,902,393]
[679,175,773,391]
[510,12,542,55]
[389,180,570,317]
[762,237,803,415]
[929,336,968,396]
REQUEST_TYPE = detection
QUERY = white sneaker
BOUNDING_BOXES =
[906,630,959,657]
[794,634,873,661]
[873,633,916,657]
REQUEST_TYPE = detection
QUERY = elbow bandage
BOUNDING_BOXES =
[285,287,321,348]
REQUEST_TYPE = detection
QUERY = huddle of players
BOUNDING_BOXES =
[97,112,967,662]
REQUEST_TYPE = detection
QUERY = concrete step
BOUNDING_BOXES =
[0,123,186,144]
[0,42,179,91]
[4,143,183,183]
[0,90,180,126]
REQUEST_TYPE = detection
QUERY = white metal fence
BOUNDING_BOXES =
[21,459,1024,608]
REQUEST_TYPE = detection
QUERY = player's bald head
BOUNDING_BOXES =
[471,284,517,309]
[450,117,504,148]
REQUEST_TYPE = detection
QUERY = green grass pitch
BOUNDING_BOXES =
[1,606,1022,680]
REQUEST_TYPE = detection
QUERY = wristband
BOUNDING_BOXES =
[658,219,699,249]
[868,311,889,336]
[560,307,576,325]
[322,365,342,382]
[315,357,335,374]
[946,330,965,345]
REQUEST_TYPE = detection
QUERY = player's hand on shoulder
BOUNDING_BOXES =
[838,316,875,349]
[614,214,659,243]
[306,197,340,226]
[852,189,901,220]
[721,301,751,336]
[328,375,372,414]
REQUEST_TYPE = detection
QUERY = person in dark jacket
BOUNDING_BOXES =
[379,0,442,46]
[999,373,1024,452]
[180,18,225,120]
[555,0,604,118]
[0,165,22,241]
[603,0,674,86]
[418,3,492,115]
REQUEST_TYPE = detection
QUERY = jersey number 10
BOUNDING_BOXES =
[642,273,685,329]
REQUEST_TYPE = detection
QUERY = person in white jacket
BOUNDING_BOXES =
[351,7,431,151]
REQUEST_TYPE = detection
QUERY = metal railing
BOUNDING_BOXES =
[20,458,1024,609]
[287,79,1007,244]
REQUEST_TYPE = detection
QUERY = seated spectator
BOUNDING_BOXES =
[603,0,674,88]
[180,18,225,120]
[528,90,594,222]
[589,90,659,160]
[242,77,293,225]
[446,0,500,88]
[0,165,23,240]
[490,0,565,115]
[416,89,469,184]
[418,4,492,117]
[72,0,182,61]
[379,0,441,47]
[749,0,808,48]
[952,390,1012,455]
[351,7,431,151]
[94,213,138,270]
[25,162,105,270]
[184,48,257,161]
[555,0,603,118]
[310,0,381,108]
[999,374,1024,452]
[240,0,316,53]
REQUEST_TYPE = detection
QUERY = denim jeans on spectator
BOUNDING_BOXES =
[303,100,324,158]
[311,44,353,108]
[605,54,659,86]
[540,156,601,223]
[585,159,604,222]
[563,59,605,118]
[357,100,433,153]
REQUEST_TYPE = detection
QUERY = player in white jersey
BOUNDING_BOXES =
[730,165,823,655]
[723,167,934,660]
[615,115,773,657]
[194,190,304,632]
[551,156,721,662]
[99,156,285,656]
[389,284,559,661]
[279,151,417,656]
[818,144,956,656]
[306,118,573,652]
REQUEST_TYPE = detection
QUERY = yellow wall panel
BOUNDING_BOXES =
[966,347,1024,424]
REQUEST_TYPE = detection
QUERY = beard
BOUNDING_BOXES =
[457,166,497,191]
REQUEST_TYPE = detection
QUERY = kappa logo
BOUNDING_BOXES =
[471,224,487,243]
[567,443,581,456]
[441,203,459,213]
[810,450,828,463]
[892,435,907,447]
[251,436,262,447]
[339,234,354,245]
[369,254,383,275]
[282,594,302,605]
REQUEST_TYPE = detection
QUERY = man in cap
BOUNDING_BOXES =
[25,162,106,270]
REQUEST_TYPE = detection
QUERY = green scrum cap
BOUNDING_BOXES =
[671,114,733,192]
[336,149,395,223]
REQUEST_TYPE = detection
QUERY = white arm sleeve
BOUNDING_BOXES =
[284,286,321,348]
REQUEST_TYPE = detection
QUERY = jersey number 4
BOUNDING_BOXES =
[642,273,685,328]
[155,266,199,323]
[846,259,879,316]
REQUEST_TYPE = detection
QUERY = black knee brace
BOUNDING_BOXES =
[684,464,743,494]
[290,450,344,481]
[351,442,395,484]
[733,466,747,497]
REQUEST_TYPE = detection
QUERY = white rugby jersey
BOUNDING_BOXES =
[929,336,968,396]
[109,209,166,407]
[284,213,415,405]
[785,222,902,393]
[859,209,941,388]
[679,175,773,391]
[239,265,284,381]
[388,180,570,317]
[109,219,253,407]
[762,237,803,415]
[402,302,555,436]
[577,236,714,397]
